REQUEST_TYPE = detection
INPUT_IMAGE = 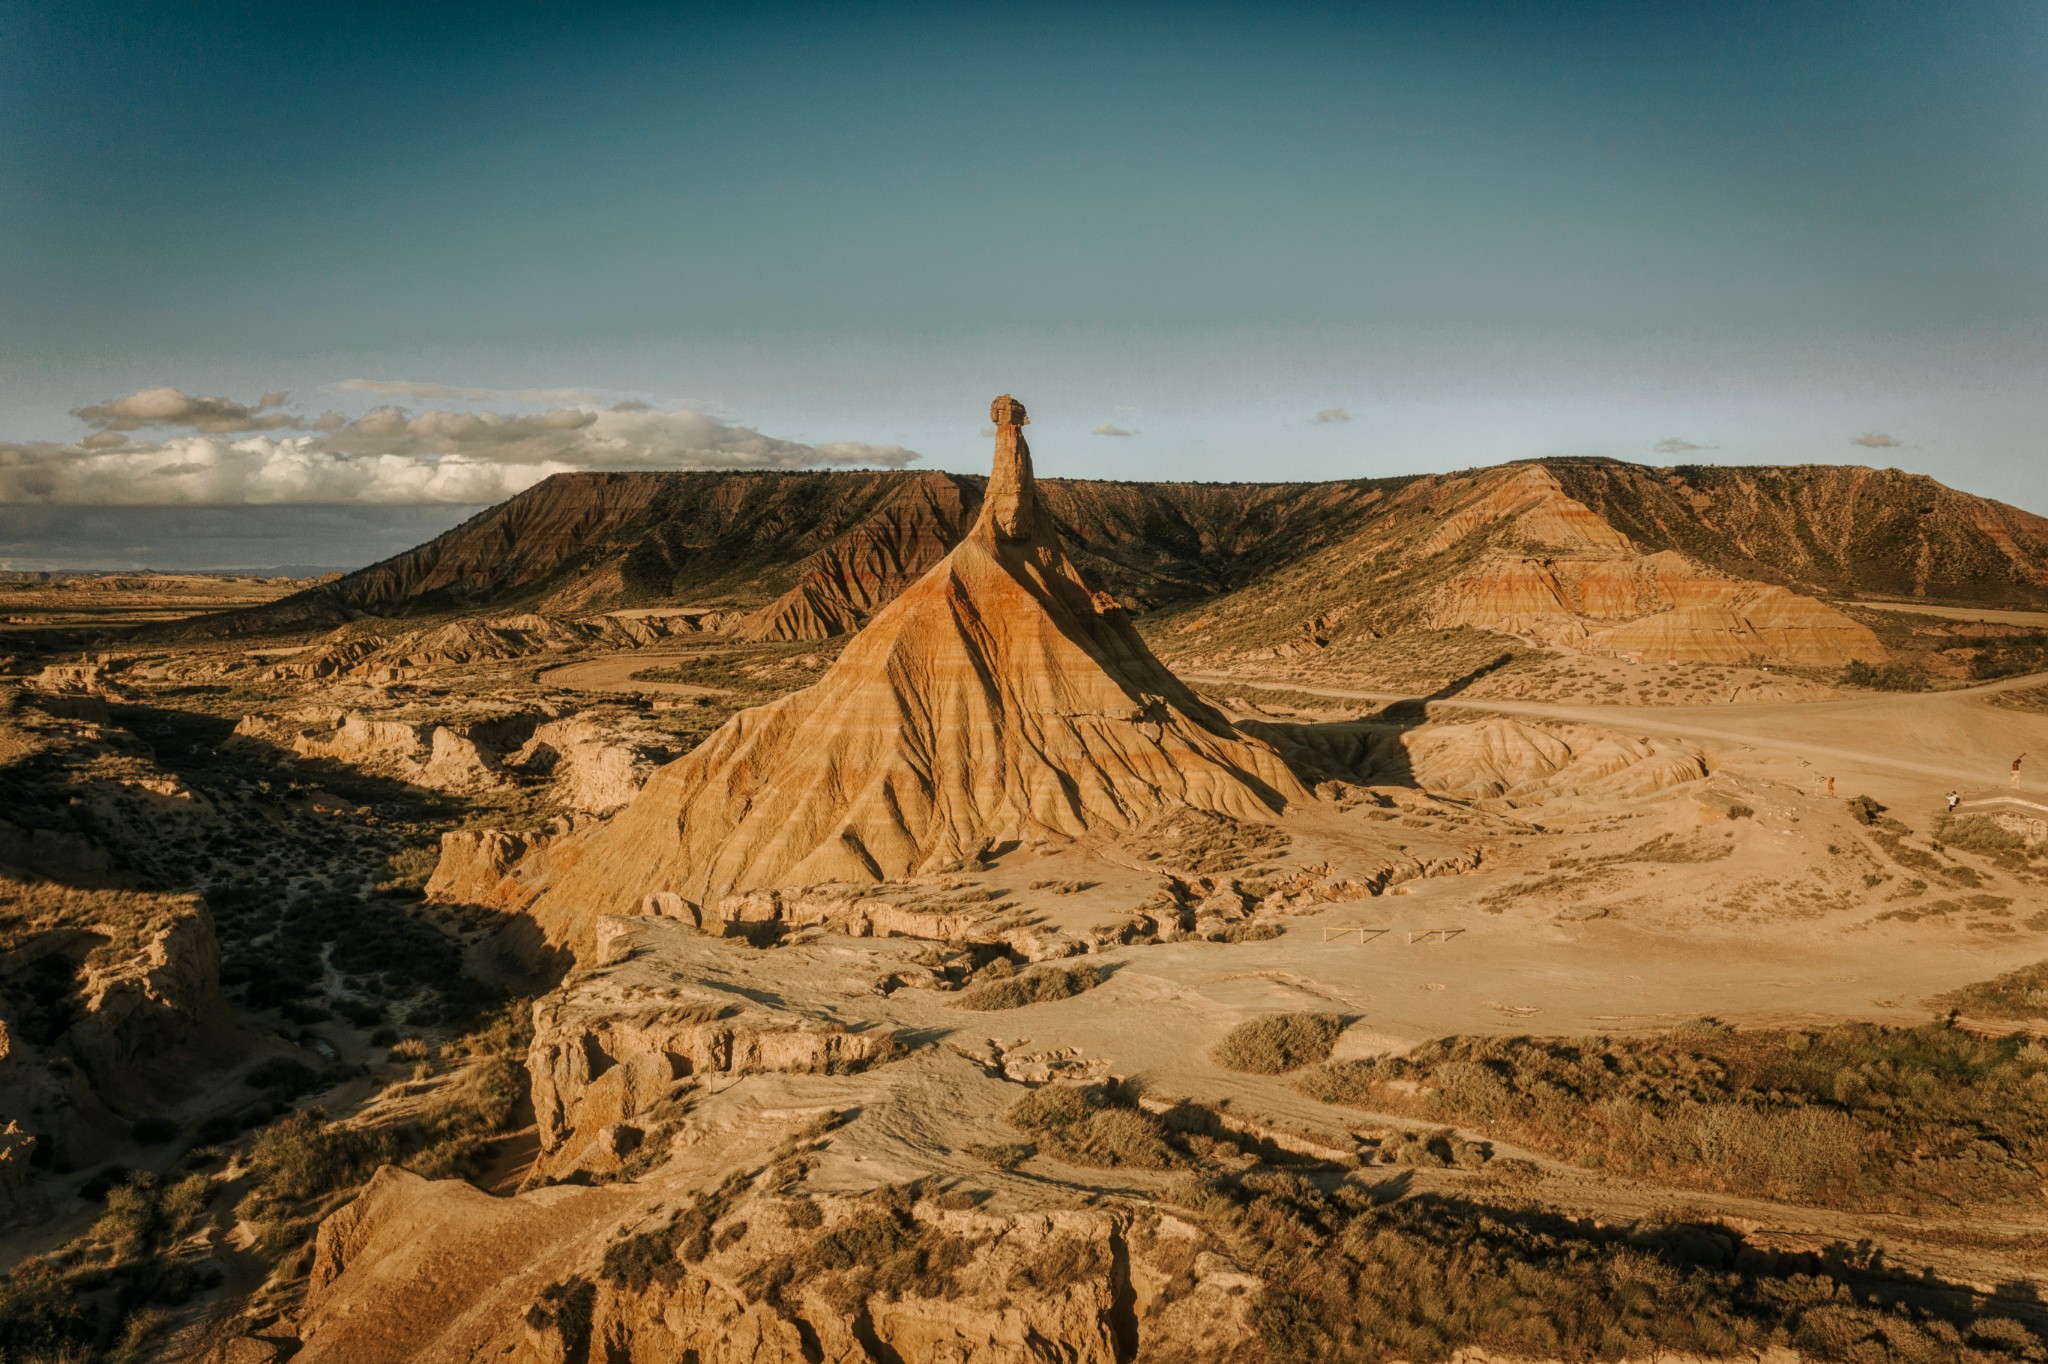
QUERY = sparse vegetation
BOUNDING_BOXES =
[966,1141,1036,1169]
[1007,1082,1188,1170]
[1935,959,2048,1022]
[1838,659,1932,691]
[1172,1168,2048,1364]
[1125,808,1291,874]
[241,1012,529,1218]
[951,962,1104,1011]
[1938,814,2035,857]
[1213,1012,1345,1074]
[1299,1022,2048,1212]
[524,1277,595,1356]
[1962,630,2048,680]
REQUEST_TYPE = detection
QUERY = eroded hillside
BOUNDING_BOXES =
[6,432,2048,1363]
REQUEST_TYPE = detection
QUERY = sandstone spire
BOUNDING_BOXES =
[508,395,1308,950]
[982,392,1037,540]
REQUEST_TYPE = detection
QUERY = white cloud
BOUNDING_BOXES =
[1092,423,1136,437]
[1851,431,1904,448]
[1,387,921,506]
[1653,437,1716,454]
[0,436,573,506]
[1312,407,1352,424]
[73,386,296,433]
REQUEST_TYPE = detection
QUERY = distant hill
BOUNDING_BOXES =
[183,460,2048,671]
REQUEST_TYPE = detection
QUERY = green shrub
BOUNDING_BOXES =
[1213,1013,1345,1074]
[952,963,1103,1011]
[1846,794,1886,825]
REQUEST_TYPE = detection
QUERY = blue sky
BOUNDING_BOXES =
[2,0,2044,567]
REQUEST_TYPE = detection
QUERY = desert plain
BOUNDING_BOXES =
[5,401,2048,1363]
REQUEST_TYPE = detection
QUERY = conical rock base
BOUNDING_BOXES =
[512,396,1307,947]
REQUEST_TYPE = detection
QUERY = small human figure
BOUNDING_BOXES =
[1825,775,1835,796]
[1946,790,1960,814]
[2015,755,2027,789]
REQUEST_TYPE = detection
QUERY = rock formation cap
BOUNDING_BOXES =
[983,393,1036,540]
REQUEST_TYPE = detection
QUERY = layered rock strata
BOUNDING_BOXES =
[500,396,1306,957]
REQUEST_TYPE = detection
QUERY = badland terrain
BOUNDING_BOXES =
[5,403,2048,1363]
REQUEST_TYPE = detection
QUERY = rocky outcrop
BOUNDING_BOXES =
[68,901,224,1096]
[284,710,513,792]
[737,476,978,640]
[513,714,674,815]
[426,828,557,904]
[1551,459,2048,604]
[500,397,1308,959]
[1431,548,1883,666]
[1152,462,1902,674]
[1416,470,1885,666]
[0,821,115,881]
[0,887,231,1172]
[1274,714,1706,809]
[526,953,897,1182]
[29,659,114,694]
[269,609,721,682]
[297,1162,1257,1364]
[1398,718,1708,803]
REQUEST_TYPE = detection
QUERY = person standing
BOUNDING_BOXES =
[2016,755,2027,790]
[1947,790,1961,814]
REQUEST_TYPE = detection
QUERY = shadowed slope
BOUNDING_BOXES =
[510,398,1306,947]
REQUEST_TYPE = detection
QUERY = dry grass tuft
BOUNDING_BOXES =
[1006,1082,1189,1170]
[951,962,1103,1011]
[1936,959,2048,1022]
[1213,1012,1345,1074]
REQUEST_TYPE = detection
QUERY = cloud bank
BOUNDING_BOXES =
[2,385,920,505]
[1653,437,1716,454]
[1851,431,1904,448]
[1312,407,1352,424]
[1092,423,1136,437]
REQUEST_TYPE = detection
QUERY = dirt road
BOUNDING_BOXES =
[538,653,726,698]
[1189,668,2048,808]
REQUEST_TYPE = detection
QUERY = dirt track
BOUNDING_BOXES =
[1189,668,2048,811]
[538,652,725,698]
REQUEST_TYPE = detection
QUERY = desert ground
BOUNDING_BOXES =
[5,442,2048,1363]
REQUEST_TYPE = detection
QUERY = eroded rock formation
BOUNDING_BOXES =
[503,396,1306,956]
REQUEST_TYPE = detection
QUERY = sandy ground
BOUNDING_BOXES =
[1188,667,2048,814]
[1847,600,2048,628]
[537,652,727,697]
